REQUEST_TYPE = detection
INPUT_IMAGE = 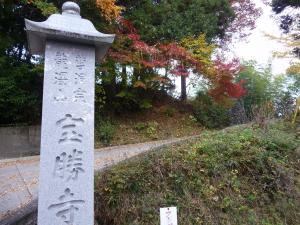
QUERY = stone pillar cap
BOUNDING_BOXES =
[25,1,115,61]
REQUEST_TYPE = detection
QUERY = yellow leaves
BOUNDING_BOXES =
[96,0,123,22]
[287,64,300,124]
[268,32,300,48]
[273,51,290,58]
[292,96,300,124]
[287,63,300,76]
[180,34,216,77]
[264,29,300,60]
[181,34,216,64]
[265,29,300,85]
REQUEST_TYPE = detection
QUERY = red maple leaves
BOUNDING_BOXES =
[209,59,246,100]
[107,18,246,101]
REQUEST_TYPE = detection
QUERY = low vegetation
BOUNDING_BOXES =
[95,121,300,225]
[95,104,202,147]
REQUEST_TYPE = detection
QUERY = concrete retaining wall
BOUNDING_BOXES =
[0,126,41,159]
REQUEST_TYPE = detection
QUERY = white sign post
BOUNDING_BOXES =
[25,2,114,225]
[160,207,178,225]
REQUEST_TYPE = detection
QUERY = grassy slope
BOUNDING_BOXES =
[95,121,300,225]
[95,104,202,148]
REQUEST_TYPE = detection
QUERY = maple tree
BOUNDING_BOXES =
[207,59,246,104]
[180,34,216,82]
[99,17,170,111]
[158,42,197,100]
[106,0,256,101]
[159,35,246,101]
[96,0,123,22]
[106,16,247,101]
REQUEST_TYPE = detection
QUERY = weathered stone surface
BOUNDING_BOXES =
[24,2,114,225]
[37,40,95,225]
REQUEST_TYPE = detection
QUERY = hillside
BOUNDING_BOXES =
[95,97,203,147]
[95,121,300,225]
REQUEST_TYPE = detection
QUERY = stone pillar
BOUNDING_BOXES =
[25,2,114,225]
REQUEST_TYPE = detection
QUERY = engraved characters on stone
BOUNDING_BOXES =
[53,149,84,181]
[48,188,85,225]
[56,114,84,144]
[53,52,88,103]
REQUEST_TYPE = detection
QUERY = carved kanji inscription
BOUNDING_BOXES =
[48,188,85,225]
[56,114,84,144]
[53,149,84,181]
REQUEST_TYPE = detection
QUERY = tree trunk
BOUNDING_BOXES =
[121,65,127,88]
[181,75,187,101]
[111,70,117,97]
[132,67,139,86]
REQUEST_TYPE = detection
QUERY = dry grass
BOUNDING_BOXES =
[95,105,203,148]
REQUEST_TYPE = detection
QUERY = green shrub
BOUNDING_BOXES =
[113,90,152,113]
[96,120,116,145]
[95,85,107,113]
[188,115,197,123]
[146,121,158,138]
[134,121,158,139]
[139,99,152,109]
[134,122,146,131]
[192,92,230,128]
[163,107,176,117]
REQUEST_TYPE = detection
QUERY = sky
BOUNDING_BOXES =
[230,0,291,74]
[174,0,296,97]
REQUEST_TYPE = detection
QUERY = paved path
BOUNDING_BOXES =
[0,136,197,225]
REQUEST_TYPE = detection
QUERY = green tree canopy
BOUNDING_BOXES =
[117,0,235,43]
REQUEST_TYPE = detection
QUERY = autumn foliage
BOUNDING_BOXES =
[106,16,246,101]
[16,0,248,105]
[27,0,248,102]
[209,59,247,102]
[96,0,123,22]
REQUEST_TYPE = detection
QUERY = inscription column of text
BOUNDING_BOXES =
[38,40,95,225]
